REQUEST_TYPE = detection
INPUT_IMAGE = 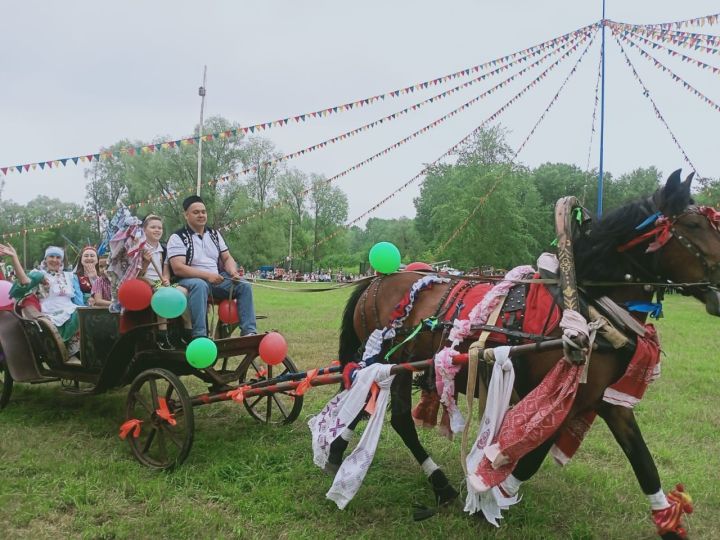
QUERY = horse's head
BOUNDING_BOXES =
[643,170,720,315]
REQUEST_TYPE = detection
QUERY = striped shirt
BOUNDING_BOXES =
[91,275,112,301]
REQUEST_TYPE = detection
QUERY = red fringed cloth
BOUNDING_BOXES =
[469,357,582,492]
[551,324,661,465]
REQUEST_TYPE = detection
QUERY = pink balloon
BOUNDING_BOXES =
[0,280,12,308]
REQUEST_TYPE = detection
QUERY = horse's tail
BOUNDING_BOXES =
[338,277,374,365]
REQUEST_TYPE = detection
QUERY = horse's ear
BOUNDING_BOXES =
[657,169,691,216]
[683,171,695,190]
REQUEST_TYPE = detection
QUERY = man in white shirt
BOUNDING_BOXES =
[167,195,256,339]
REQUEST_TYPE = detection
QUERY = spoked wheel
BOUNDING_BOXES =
[125,368,194,470]
[238,354,303,425]
[0,351,13,409]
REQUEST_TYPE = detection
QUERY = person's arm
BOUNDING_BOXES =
[0,243,30,285]
[219,250,240,278]
[91,291,111,307]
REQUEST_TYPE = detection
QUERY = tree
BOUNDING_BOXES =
[240,137,282,213]
[309,175,348,266]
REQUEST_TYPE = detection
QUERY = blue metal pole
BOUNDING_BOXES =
[597,0,607,217]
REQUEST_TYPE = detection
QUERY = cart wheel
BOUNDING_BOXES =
[125,368,194,470]
[0,352,13,410]
[238,354,304,425]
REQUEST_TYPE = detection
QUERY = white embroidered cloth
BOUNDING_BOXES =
[464,346,519,525]
[308,364,395,509]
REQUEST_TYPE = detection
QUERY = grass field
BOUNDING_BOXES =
[0,284,718,539]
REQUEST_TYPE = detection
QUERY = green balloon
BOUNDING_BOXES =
[151,287,187,319]
[185,337,217,369]
[369,241,401,274]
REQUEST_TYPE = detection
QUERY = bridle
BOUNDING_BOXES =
[617,205,720,287]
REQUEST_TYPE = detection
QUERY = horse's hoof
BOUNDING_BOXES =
[428,469,459,506]
[323,462,340,476]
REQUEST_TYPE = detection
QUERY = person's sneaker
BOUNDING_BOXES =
[66,356,81,366]
[156,331,174,351]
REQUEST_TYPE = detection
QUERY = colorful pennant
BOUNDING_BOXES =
[1,23,599,177]
[612,34,700,176]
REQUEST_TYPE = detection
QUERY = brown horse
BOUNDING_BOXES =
[332,170,720,539]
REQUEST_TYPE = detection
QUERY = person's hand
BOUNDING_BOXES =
[207,273,225,285]
[0,243,18,259]
[142,250,153,263]
[229,270,243,281]
[161,278,170,287]
[88,296,96,306]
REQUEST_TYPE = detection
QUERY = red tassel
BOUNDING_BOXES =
[342,362,360,389]
[652,484,693,538]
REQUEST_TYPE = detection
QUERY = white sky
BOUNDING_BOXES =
[1,1,719,224]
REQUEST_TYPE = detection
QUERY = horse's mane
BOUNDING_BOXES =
[573,196,657,283]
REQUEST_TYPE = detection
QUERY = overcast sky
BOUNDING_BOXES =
[2,1,718,225]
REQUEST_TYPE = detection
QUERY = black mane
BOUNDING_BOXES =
[573,196,657,283]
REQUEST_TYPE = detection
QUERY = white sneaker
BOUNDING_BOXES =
[66,356,81,366]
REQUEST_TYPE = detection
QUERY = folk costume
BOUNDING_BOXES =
[9,246,84,355]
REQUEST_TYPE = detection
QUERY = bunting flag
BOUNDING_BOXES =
[621,29,720,73]
[222,29,597,239]
[612,24,720,54]
[1,33,593,240]
[612,34,700,176]
[614,29,720,113]
[585,52,603,171]
[274,31,598,264]
[610,12,720,31]
[441,30,597,252]
[0,23,599,177]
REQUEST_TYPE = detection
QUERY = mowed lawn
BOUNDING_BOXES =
[0,284,718,539]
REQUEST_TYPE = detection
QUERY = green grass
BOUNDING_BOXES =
[1,287,718,539]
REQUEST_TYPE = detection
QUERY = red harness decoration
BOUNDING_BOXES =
[618,215,673,253]
[617,205,720,254]
[155,397,177,426]
[118,418,143,439]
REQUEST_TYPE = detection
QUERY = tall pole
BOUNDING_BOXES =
[597,1,607,217]
[196,66,207,197]
[23,229,27,268]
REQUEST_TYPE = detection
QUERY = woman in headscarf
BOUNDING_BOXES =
[74,245,100,304]
[0,243,84,361]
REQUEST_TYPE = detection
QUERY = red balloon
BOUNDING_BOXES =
[258,332,288,366]
[118,279,153,311]
[405,261,433,272]
[218,299,239,324]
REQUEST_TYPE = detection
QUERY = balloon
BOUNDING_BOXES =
[151,287,187,319]
[218,299,239,324]
[0,280,12,308]
[258,332,288,366]
[185,337,217,369]
[405,261,433,272]
[117,279,153,311]
[369,242,401,274]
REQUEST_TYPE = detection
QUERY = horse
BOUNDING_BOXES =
[330,170,720,539]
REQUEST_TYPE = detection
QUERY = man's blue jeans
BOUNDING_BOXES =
[177,272,257,337]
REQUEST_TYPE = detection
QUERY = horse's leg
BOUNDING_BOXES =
[598,403,691,540]
[390,370,458,506]
[325,411,365,474]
